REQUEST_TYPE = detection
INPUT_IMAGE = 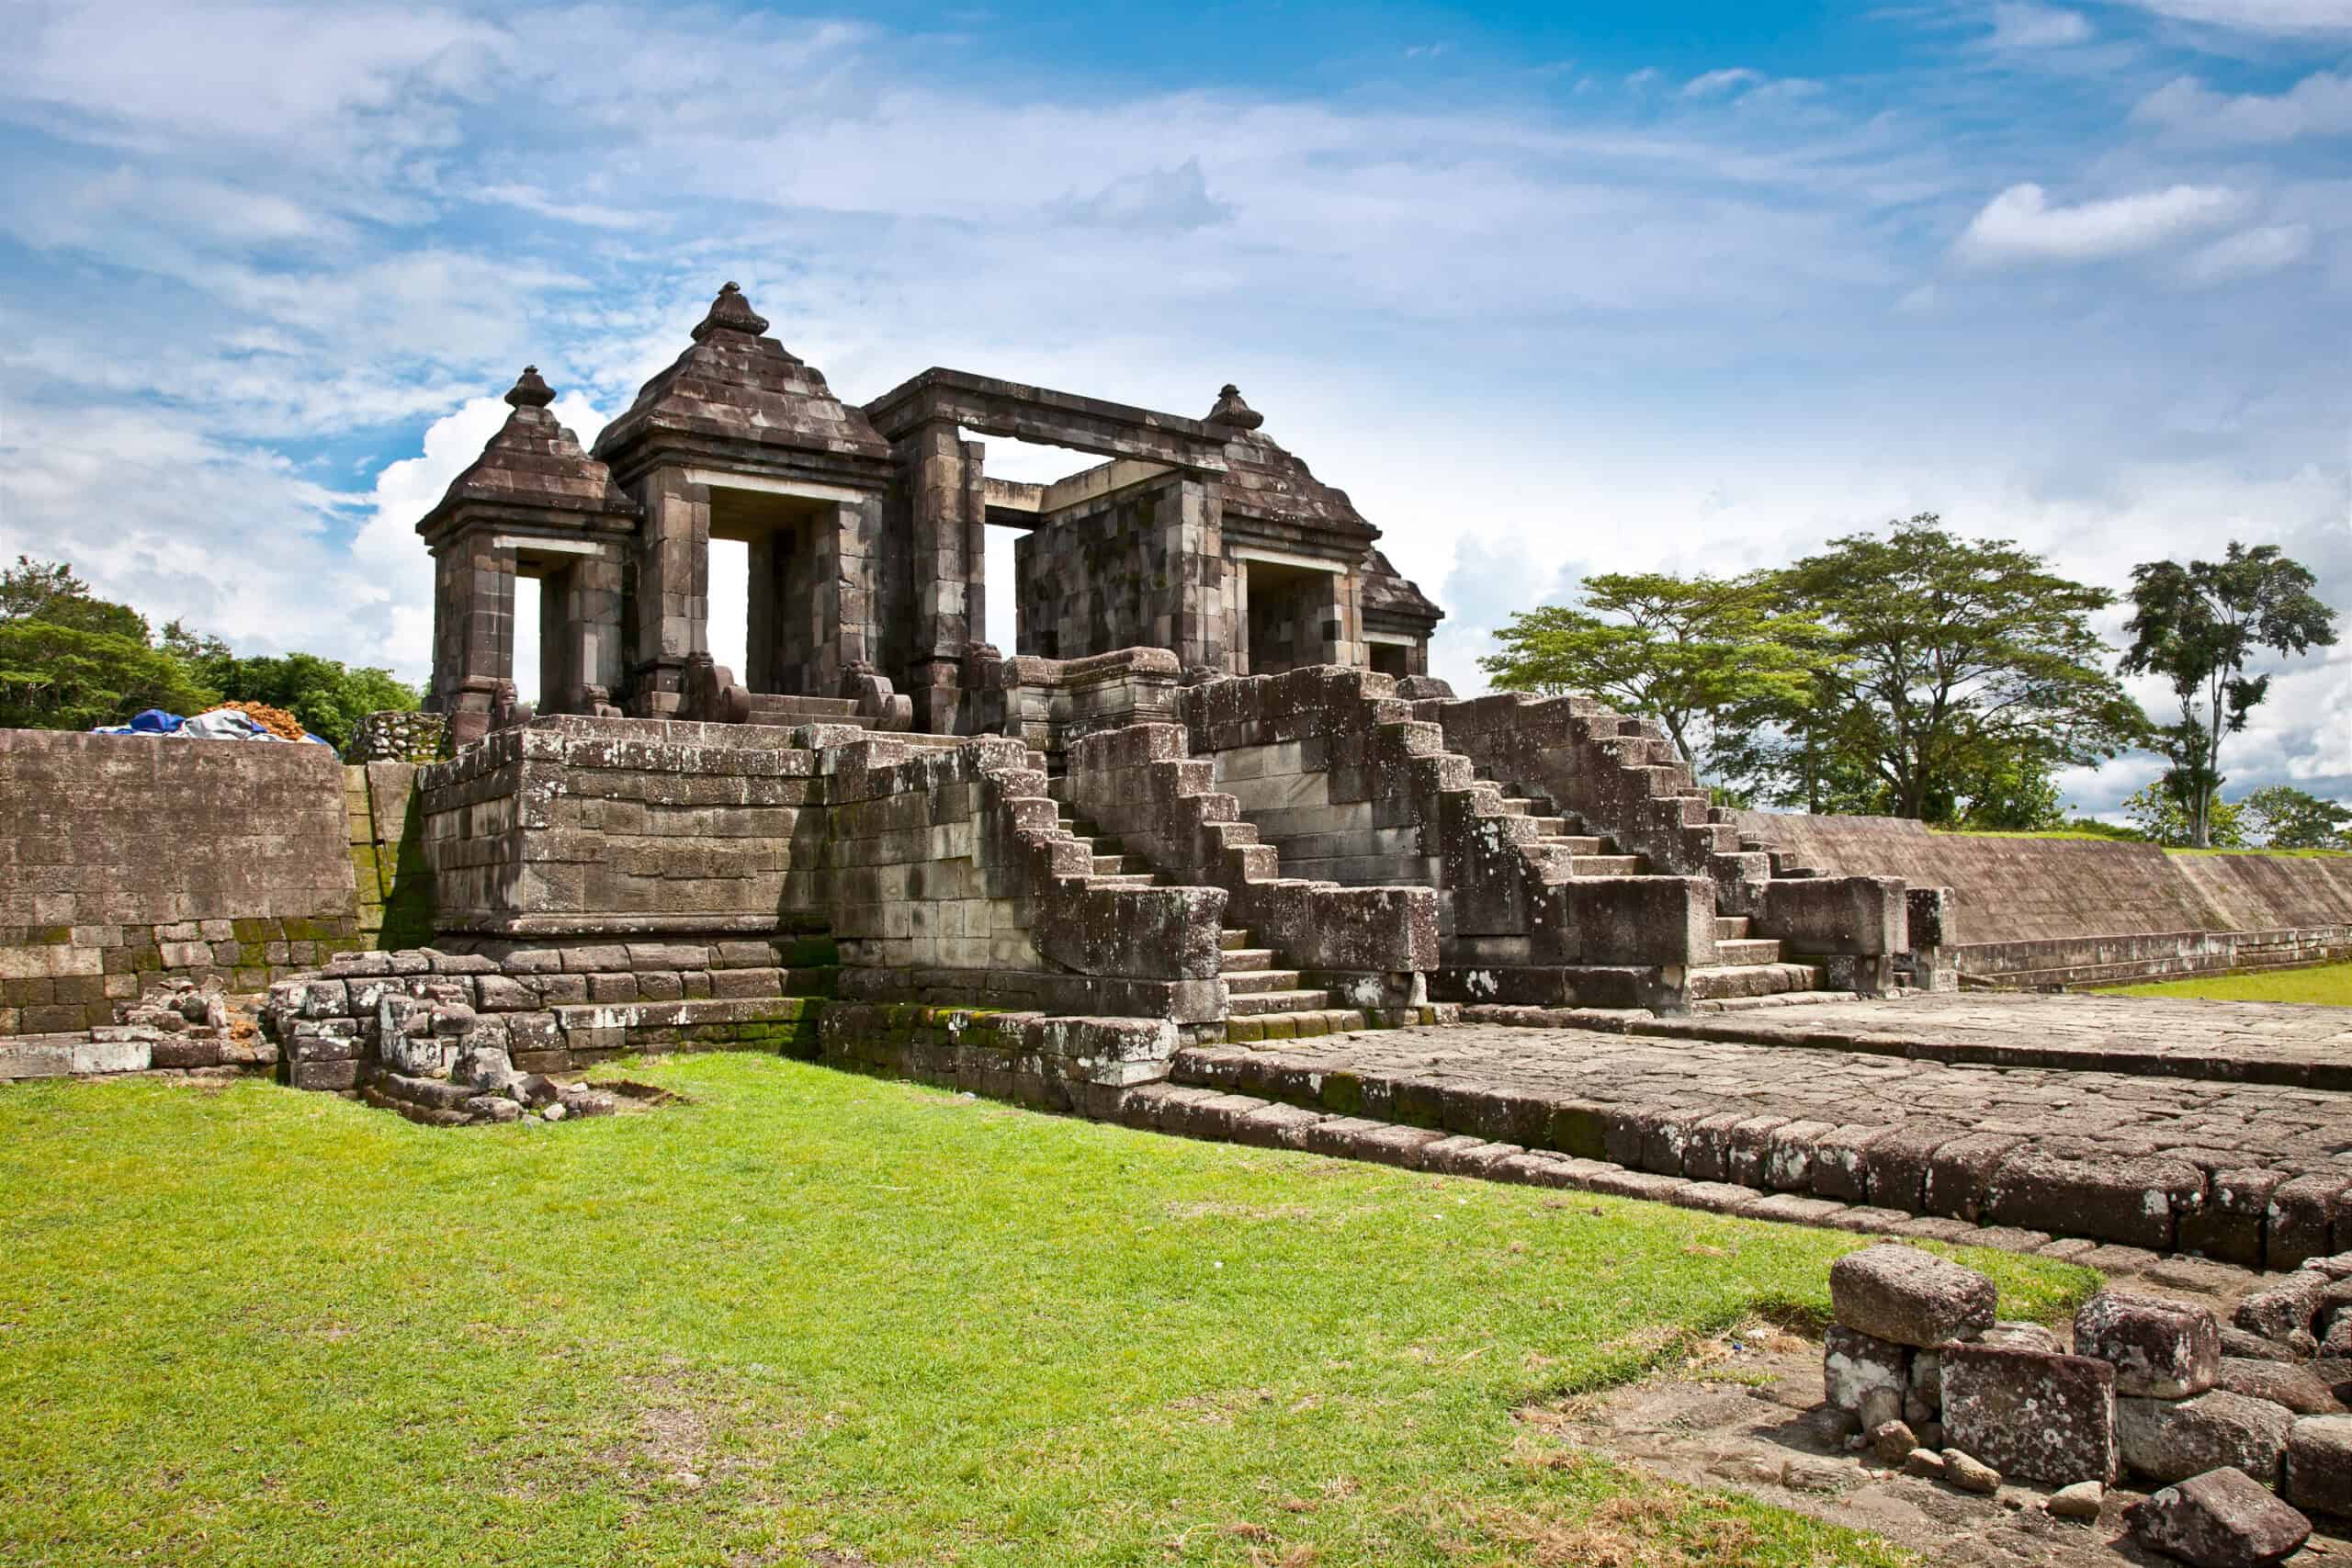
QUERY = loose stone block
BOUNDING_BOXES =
[1829,1244,1996,1348]
[2234,1272,2327,1346]
[2128,1467,2311,1568]
[1824,1325,1913,1416]
[2118,1390,2295,1487]
[1941,1342,2119,1486]
[2285,1415,2352,1516]
[2075,1291,2222,1399]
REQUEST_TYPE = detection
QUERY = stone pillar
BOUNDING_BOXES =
[537,550,623,714]
[901,423,981,731]
[746,527,784,694]
[429,533,515,747]
[815,498,878,699]
[1318,569,1363,669]
[1161,478,1227,672]
[625,467,709,717]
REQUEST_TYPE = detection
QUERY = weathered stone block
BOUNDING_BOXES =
[2235,1272,2327,1346]
[1984,1146,2201,1250]
[2128,1467,2310,1568]
[2285,1415,2352,1516]
[1829,1244,1996,1348]
[1825,1325,1912,1415]
[2075,1292,2222,1399]
[1941,1342,2119,1486]
[2118,1390,2294,1487]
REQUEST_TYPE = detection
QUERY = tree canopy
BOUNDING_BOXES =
[2122,542,2339,849]
[1477,570,1824,783]
[0,556,420,748]
[1674,517,2148,824]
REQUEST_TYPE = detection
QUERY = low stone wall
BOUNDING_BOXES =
[266,936,835,1092]
[962,644,1182,762]
[817,1002,1180,1118]
[0,729,359,1034]
[1726,811,2352,986]
[345,709,447,763]
[1963,926,2352,989]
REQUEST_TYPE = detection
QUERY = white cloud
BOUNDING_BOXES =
[2178,221,2314,281]
[1989,4,2095,47]
[2114,0,2352,35]
[1683,67,1764,97]
[1953,181,2245,265]
[2133,71,2352,141]
[471,184,647,230]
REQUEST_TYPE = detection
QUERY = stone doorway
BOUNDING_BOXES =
[710,484,832,698]
[1239,556,1340,676]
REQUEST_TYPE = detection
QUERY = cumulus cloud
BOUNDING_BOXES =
[1953,181,2245,265]
[2134,72,2352,142]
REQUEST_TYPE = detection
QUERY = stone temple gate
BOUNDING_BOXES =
[420,282,1443,747]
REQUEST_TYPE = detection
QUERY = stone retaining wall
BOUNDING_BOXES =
[1728,811,2352,985]
[0,729,359,1034]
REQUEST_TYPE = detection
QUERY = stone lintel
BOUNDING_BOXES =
[865,367,1230,473]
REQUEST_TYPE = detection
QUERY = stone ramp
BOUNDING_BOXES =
[1167,1004,2352,1269]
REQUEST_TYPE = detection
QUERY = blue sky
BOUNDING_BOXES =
[0,0,2346,812]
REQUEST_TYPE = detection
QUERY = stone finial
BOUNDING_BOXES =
[503,365,556,409]
[1205,382,1263,431]
[691,280,771,342]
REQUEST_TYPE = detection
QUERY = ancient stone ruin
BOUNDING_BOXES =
[6,279,2351,1280]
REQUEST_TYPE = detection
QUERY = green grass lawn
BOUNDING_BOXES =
[2097,960,2352,1004]
[0,1056,2094,1567]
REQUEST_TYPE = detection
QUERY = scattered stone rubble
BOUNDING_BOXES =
[1819,1241,2350,1563]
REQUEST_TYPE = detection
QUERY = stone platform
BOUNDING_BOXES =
[1169,993,2352,1269]
[1473,990,2352,1090]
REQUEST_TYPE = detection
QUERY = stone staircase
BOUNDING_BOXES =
[1047,790,1370,1041]
[1480,775,1828,1009]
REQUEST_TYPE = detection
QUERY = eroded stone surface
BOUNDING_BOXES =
[2128,1467,2311,1568]
[1940,1343,2120,1487]
[1831,1245,1997,1348]
[2118,1391,2295,1488]
[2075,1292,2222,1399]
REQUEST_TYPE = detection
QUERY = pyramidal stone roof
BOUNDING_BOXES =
[1359,547,1443,625]
[417,367,638,538]
[1203,384,1376,541]
[592,282,891,478]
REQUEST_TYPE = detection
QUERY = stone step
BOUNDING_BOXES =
[1715,916,1753,940]
[1223,969,1305,995]
[1568,855,1645,877]
[1218,1008,1370,1043]
[1685,962,1824,1002]
[1227,988,1334,1017]
[1524,817,1568,837]
[1539,835,1607,855]
[746,694,862,720]
[1219,928,1253,951]
[1712,938,1785,967]
[1218,946,1278,972]
[1090,853,1150,876]
[1494,796,1533,817]
[1090,874,1158,890]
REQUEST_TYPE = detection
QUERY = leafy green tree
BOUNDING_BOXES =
[1951,751,2068,831]
[204,650,420,751]
[2239,784,2352,851]
[2122,783,2246,848]
[1770,516,2146,822]
[0,620,219,731]
[1479,570,1826,782]
[2,556,151,642]
[2122,542,2339,849]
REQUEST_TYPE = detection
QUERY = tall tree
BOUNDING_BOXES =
[2239,784,2352,852]
[1773,516,2145,821]
[2121,542,2340,848]
[1479,570,1826,781]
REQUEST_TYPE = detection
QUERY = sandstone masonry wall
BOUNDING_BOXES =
[0,730,358,1035]
[1726,810,2352,984]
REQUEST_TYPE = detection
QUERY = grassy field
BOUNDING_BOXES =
[2098,961,2352,1004]
[0,1056,2094,1568]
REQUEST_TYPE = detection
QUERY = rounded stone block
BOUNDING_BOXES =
[2076,1291,2222,1399]
[1829,1243,1996,1348]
